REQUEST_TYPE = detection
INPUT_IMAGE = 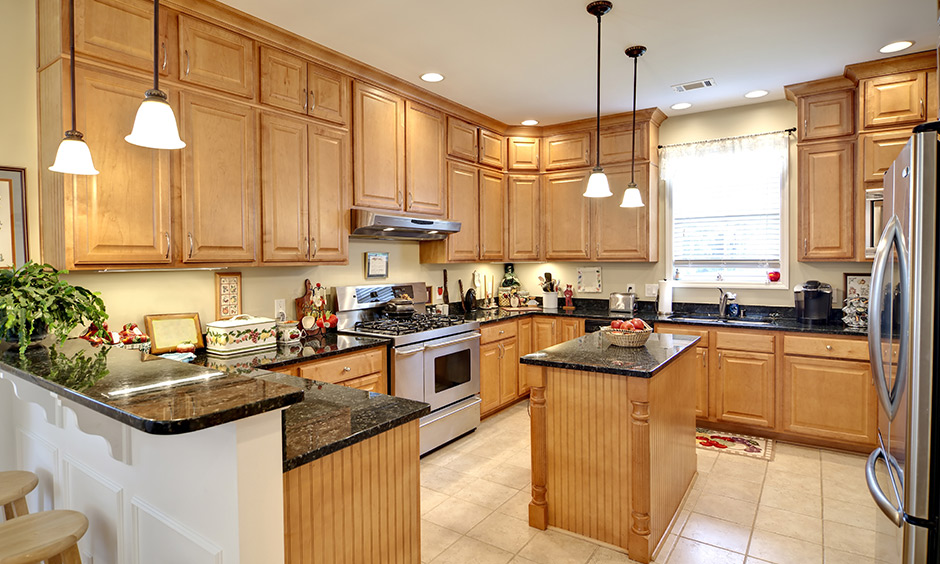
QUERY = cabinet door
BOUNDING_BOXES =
[308,63,349,126]
[517,317,534,396]
[716,350,774,428]
[308,124,350,262]
[259,46,307,114]
[446,162,479,261]
[261,113,308,262]
[178,15,254,98]
[695,348,709,419]
[592,164,658,261]
[508,137,539,171]
[479,170,506,261]
[543,131,592,171]
[500,339,519,405]
[862,72,927,129]
[781,356,876,446]
[558,319,583,343]
[447,116,477,162]
[76,0,169,76]
[543,171,591,260]
[180,92,256,262]
[405,102,445,216]
[798,141,855,261]
[353,82,405,210]
[70,66,172,265]
[599,123,650,165]
[860,128,912,182]
[343,373,386,395]
[507,175,540,260]
[479,129,505,169]
[480,342,501,415]
[799,90,854,141]
[532,317,557,351]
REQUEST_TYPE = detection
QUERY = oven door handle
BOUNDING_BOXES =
[394,346,425,357]
[424,333,482,350]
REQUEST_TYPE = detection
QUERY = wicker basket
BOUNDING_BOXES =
[599,322,653,348]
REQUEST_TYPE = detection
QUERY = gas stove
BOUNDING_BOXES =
[354,313,469,335]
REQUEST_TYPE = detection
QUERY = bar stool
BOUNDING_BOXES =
[0,472,38,521]
[0,509,88,564]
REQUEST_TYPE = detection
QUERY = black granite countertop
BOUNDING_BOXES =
[520,332,700,378]
[0,339,304,435]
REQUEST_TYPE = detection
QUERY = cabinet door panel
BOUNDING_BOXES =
[517,318,534,396]
[543,132,592,171]
[353,82,405,210]
[533,317,556,351]
[447,117,477,162]
[798,141,855,260]
[479,129,505,169]
[507,175,540,260]
[558,319,583,343]
[261,113,308,262]
[592,164,657,261]
[507,137,539,171]
[308,124,350,262]
[861,128,912,182]
[782,356,876,446]
[71,67,171,264]
[178,15,254,98]
[259,46,306,114]
[480,342,501,415]
[717,350,774,428]
[799,90,854,141]
[479,170,505,260]
[76,0,168,76]
[446,162,479,261]
[180,92,256,262]
[500,339,519,404]
[695,348,709,419]
[543,171,591,260]
[863,72,927,129]
[599,124,649,165]
[405,102,446,216]
[308,63,349,126]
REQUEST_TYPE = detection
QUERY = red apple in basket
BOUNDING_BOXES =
[610,320,623,329]
[631,318,645,330]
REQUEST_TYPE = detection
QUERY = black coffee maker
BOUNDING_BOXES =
[794,280,832,323]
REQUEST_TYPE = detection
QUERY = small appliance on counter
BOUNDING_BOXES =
[794,280,832,323]
[609,292,637,314]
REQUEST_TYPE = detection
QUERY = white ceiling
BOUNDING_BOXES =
[221,0,937,126]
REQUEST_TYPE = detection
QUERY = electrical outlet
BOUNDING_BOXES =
[274,299,286,321]
[626,283,636,294]
[645,284,659,298]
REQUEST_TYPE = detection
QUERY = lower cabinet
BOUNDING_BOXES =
[517,317,534,395]
[273,346,387,394]
[480,320,519,417]
[694,348,709,419]
[716,350,775,429]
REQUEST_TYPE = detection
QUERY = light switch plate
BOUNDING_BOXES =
[645,284,659,298]
[626,283,636,294]
[274,299,286,321]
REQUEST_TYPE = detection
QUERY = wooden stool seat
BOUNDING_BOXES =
[0,510,88,564]
[0,472,38,521]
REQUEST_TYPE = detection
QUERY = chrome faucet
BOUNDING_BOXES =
[717,288,737,319]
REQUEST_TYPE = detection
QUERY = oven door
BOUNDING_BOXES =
[423,332,481,411]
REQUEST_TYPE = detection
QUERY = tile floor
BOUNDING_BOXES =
[419,400,897,564]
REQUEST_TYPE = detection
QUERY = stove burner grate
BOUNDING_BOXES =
[353,314,467,335]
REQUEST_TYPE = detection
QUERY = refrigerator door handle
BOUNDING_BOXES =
[868,216,911,420]
[866,447,904,527]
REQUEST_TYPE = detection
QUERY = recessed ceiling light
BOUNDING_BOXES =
[671,102,692,110]
[420,72,444,83]
[521,119,539,126]
[880,41,913,54]
[745,90,769,99]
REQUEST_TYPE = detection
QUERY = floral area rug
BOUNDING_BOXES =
[696,428,774,461]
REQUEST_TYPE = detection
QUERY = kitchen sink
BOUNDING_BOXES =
[668,314,775,326]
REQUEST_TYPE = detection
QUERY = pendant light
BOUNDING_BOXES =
[620,45,646,208]
[583,1,613,198]
[49,0,99,175]
[125,0,185,149]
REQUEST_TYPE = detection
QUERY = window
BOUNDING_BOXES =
[662,131,789,288]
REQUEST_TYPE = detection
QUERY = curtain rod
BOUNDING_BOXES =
[657,127,796,149]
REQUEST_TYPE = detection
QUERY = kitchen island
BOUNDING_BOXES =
[520,332,699,564]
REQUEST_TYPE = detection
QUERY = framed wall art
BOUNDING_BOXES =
[144,313,205,354]
[215,272,242,320]
[0,167,28,269]
[364,252,388,279]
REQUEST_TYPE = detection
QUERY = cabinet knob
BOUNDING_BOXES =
[826,345,833,351]
[343,366,351,372]
[499,329,505,334]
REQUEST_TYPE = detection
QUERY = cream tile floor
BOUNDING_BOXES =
[420,400,897,564]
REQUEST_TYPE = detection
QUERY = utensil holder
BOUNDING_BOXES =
[542,292,559,309]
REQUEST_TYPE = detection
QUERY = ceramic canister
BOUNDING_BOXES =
[277,320,303,343]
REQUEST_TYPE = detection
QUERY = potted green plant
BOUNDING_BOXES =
[0,262,108,357]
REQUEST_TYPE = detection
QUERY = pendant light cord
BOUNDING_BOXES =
[152,0,159,91]
[68,0,76,133]
[595,12,602,169]
[630,54,637,184]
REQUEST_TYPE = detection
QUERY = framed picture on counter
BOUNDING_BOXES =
[365,252,388,279]
[844,272,871,299]
[215,272,242,320]
[0,167,28,269]
[144,313,205,354]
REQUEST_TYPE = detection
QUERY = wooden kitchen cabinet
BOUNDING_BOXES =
[532,317,557,352]
[419,161,479,262]
[499,338,519,404]
[799,89,855,141]
[307,63,349,126]
[543,170,591,260]
[307,123,350,262]
[479,170,506,260]
[517,317,534,395]
[542,131,592,171]
[507,175,540,260]
[557,318,584,342]
[180,91,256,263]
[798,140,855,261]
[178,14,254,98]
[599,123,650,165]
[480,321,519,416]
[259,46,307,114]
[447,116,478,162]
[716,350,775,428]
[75,0,170,76]
[295,347,387,394]
[405,102,446,216]
[480,342,501,415]
[592,164,659,261]
[508,137,540,171]
[653,324,709,419]
[860,128,913,182]
[353,81,405,210]
[261,112,308,262]
[861,71,927,129]
[479,129,505,169]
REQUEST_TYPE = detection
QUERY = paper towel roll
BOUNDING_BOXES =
[657,280,673,315]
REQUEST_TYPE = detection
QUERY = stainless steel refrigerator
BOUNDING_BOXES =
[867,122,940,564]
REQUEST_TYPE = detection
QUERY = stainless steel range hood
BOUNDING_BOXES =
[350,210,460,240]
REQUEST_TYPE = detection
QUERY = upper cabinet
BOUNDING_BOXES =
[542,131,592,171]
[599,124,650,165]
[507,175,540,261]
[797,141,855,261]
[800,90,855,142]
[447,116,504,169]
[75,0,170,76]
[307,123,350,263]
[405,102,446,216]
[542,171,591,261]
[479,170,506,260]
[861,72,927,129]
[507,137,540,171]
[259,46,350,125]
[479,129,505,169]
[178,15,254,98]
[593,164,659,261]
[352,81,406,211]
[307,64,350,126]
[860,128,914,183]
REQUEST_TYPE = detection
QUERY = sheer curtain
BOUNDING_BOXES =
[661,131,789,286]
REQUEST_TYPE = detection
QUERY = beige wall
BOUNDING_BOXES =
[4,2,867,331]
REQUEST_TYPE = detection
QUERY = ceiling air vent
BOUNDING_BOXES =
[671,78,717,93]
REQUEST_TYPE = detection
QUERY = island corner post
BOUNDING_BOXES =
[527,342,697,564]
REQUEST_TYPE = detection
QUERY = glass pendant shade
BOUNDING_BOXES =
[49,131,99,175]
[620,182,644,208]
[584,168,613,197]
[125,90,185,149]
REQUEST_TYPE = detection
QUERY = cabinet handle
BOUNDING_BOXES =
[803,118,807,138]
[499,329,505,335]
[187,232,194,259]
[303,88,308,112]
[164,232,170,259]
[718,352,722,369]
[161,42,167,71]
[498,343,504,359]
[921,98,925,117]
[408,192,414,208]
[305,237,310,258]
[309,91,316,110]
[596,242,599,257]
[397,189,403,205]
[803,238,808,256]
[826,345,833,351]
[702,350,707,367]
[311,237,318,258]
[184,50,190,76]
[536,243,539,256]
